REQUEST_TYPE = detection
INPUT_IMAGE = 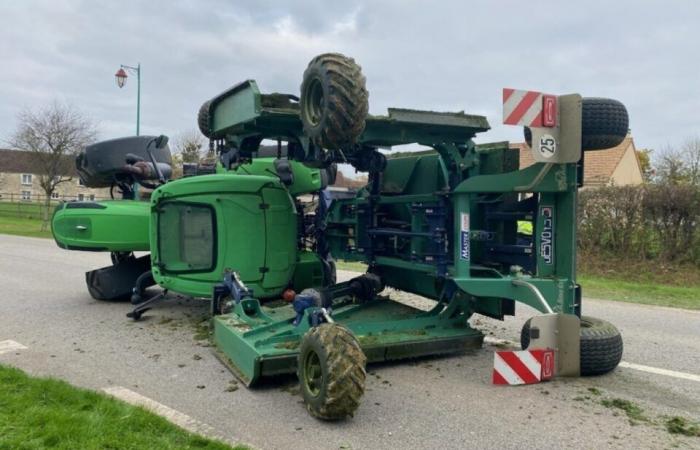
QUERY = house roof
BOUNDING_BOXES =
[512,134,641,187]
[0,149,77,176]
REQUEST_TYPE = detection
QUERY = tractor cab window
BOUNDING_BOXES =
[158,202,216,272]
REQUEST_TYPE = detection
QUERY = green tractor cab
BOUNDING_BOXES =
[150,173,300,299]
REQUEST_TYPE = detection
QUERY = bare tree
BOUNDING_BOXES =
[9,102,97,229]
[680,136,700,186]
[172,130,206,164]
[653,137,700,186]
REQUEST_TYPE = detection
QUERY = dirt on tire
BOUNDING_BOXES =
[299,53,369,150]
[297,323,366,420]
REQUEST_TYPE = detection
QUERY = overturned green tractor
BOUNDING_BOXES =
[54,53,625,420]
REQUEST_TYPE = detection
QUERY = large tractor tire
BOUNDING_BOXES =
[198,100,212,138]
[297,323,366,420]
[521,315,623,376]
[300,53,368,149]
[524,97,628,151]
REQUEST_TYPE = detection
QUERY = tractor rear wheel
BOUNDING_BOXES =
[198,100,212,138]
[300,53,368,149]
[297,323,366,420]
[524,97,628,151]
[521,315,623,376]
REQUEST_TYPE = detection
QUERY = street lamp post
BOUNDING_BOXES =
[115,63,141,136]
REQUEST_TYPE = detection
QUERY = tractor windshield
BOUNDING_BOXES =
[157,202,216,273]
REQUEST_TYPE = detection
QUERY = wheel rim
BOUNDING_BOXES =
[303,349,323,397]
[303,78,324,127]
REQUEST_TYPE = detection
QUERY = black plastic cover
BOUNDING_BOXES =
[76,136,172,188]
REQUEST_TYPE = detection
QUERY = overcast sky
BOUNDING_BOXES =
[1,0,698,159]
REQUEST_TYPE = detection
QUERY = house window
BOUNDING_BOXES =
[51,192,60,199]
[89,194,95,201]
[21,174,32,185]
[78,178,86,187]
[78,194,84,201]
[21,190,31,201]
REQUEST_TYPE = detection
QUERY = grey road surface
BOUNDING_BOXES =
[1,234,699,449]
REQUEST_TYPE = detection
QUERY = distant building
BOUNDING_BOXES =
[0,149,109,202]
[512,133,644,187]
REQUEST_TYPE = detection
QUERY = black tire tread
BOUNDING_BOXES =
[580,98,628,151]
[520,315,623,376]
[524,97,628,151]
[298,323,366,420]
[198,100,212,138]
[300,53,368,149]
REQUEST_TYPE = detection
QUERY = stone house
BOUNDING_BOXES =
[512,133,645,187]
[0,149,109,202]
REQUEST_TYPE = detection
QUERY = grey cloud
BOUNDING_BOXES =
[1,0,698,155]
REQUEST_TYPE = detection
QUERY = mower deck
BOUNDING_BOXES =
[213,296,484,386]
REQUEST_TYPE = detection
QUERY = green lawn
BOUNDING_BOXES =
[0,201,51,220]
[0,215,52,238]
[0,365,244,450]
[578,274,700,310]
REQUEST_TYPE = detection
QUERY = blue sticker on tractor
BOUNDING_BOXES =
[539,206,554,265]
[460,213,470,261]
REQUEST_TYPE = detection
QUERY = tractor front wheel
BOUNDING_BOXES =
[297,323,366,420]
[521,315,623,376]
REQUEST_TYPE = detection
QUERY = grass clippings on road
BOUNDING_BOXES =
[0,364,243,450]
[665,416,700,437]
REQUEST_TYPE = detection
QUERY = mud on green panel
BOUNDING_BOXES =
[52,200,150,252]
[149,173,297,299]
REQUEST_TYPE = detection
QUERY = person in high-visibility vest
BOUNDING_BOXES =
[517,220,533,236]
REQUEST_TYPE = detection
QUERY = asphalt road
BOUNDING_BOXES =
[1,234,699,449]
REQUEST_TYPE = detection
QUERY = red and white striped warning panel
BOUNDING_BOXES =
[492,349,555,385]
[502,88,557,128]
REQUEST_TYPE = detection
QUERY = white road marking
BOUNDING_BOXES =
[102,386,234,443]
[482,337,700,383]
[0,340,27,355]
[618,361,700,383]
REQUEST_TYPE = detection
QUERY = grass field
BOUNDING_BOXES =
[0,215,52,238]
[578,274,700,310]
[0,365,244,450]
[0,200,53,220]
[0,201,55,238]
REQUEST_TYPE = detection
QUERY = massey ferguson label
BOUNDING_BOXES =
[460,213,470,261]
[539,206,554,265]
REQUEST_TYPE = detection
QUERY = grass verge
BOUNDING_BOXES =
[0,364,244,450]
[0,215,52,238]
[578,274,700,310]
